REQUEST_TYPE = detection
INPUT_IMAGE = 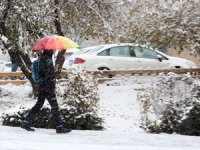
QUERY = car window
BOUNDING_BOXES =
[84,46,105,54]
[129,46,136,57]
[134,46,157,59]
[157,53,168,60]
[64,52,73,59]
[75,49,90,55]
[109,46,130,57]
[98,49,109,56]
[5,63,12,67]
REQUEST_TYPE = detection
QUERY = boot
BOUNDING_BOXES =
[20,120,35,131]
[56,125,71,134]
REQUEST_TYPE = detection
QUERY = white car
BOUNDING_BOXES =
[57,48,80,70]
[71,43,197,71]
[0,60,13,72]
[0,60,5,72]
[66,46,101,69]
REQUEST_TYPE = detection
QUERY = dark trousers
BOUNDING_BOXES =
[11,63,18,80]
[25,90,61,127]
[11,63,18,72]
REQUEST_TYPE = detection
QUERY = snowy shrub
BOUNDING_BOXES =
[2,107,103,130]
[2,68,103,130]
[175,103,200,135]
[138,73,200,135]
[59,67,103,129]
[61,67,100,113]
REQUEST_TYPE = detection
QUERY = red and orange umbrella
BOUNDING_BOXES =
[31,35,79,50]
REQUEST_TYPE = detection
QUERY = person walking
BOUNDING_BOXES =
[9,52,19,80]
[21,50,71,134]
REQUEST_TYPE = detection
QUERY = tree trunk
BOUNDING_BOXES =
[54,0,66,76]
[1,0,66,96]
[8,50,39,96]
[1,0,38,96]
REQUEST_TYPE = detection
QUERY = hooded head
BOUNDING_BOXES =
[42,50,53,57]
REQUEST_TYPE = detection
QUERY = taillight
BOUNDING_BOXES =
[74,58,85,64]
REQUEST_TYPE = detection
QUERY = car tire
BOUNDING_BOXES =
[98,67,113,78]
[98,67,110,71]
[171,66,181,69]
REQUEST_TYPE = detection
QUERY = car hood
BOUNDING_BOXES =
[168,56,197,68]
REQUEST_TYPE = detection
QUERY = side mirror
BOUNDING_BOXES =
[157,54,162,62]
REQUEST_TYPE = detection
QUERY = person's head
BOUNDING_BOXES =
[42,50,53,57]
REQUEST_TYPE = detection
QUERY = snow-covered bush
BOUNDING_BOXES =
[2,107,103,130]
[59,67,103,129]
[61,67,100,113]
[138,73,200,135]
[2,68,103,130]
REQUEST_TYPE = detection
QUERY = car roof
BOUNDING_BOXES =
[65,48,80,53]
[91,43,156,49]
[82,43,157,54]
[96,43,133,49]
[81,45,100,50]
[81,43,134,50]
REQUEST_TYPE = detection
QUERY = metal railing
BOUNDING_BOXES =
[0,68,200,85]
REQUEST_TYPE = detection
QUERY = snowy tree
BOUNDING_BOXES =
[120,0,200,54]
[0,0,57,92]
[0,0,124,93]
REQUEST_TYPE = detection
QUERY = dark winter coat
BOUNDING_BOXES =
[38,51,56,92]
[9,51,18,64]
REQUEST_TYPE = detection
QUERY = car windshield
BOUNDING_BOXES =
[64,52,73,59]
[83,46,105,54]
[75,50,88,55]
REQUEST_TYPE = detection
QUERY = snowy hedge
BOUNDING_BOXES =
[2,107,103,130]
[2,68,103,130]
[60,67,100,113]
[138,73,200,135]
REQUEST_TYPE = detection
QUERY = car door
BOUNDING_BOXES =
[108,46,136,70]
[133,46,170,69]
[97,46,134,70]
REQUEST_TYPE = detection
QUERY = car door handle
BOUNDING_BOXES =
[108,59,113,60]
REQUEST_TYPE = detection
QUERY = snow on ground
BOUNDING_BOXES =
[98,82,142,132]
[1,126,200,150]
[1,77,200,150]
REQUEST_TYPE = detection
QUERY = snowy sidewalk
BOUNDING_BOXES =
[0,126,200,150]
[98,83,142,132]
[1,78,200,150]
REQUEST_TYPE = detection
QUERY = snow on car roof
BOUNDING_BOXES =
[90,43,155,50]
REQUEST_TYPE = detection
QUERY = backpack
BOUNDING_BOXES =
[32,57,43,84]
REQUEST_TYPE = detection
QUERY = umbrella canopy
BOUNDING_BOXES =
[31,35,79,50]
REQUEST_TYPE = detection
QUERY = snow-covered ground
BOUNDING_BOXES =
[0,77,200,150]
[1,126,200,150]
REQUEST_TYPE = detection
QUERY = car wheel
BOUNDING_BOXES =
[98,67,110,71]
[98,67,113,78]
[171,66,181,69]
